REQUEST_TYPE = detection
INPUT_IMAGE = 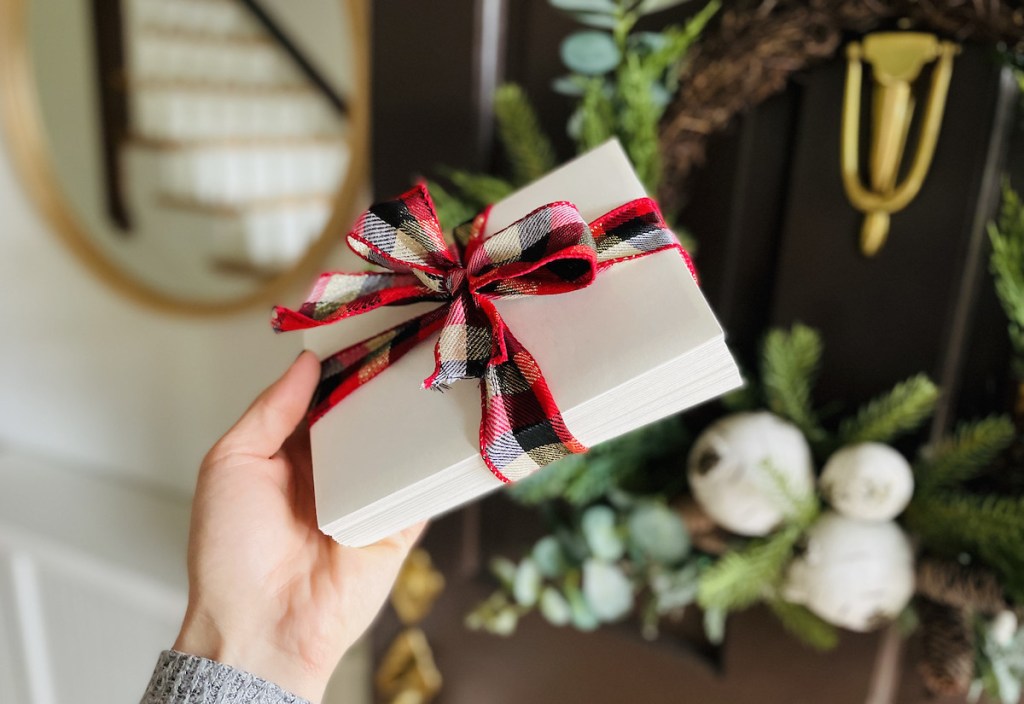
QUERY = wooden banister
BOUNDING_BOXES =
[236,0,348,116]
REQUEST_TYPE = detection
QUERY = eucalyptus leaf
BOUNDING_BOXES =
[561,31,621,76]
[650,82,672,109]
[513,558,543,607]
[540,587,572,626]
[582,559,635,622]
[490,607,520,636]
[532,536,567,578]
[628,503,690,564]
[566,583,600,631]
[628,31,669,53]
[651,563,701,613]
[556,524,591,563]
[489,556,518,589]
[704,606,727,645]
[566,107,585,140]
[549,0,618,13]
[582,504,624,561]
[572,12,621,29]
[552,75,588,97]
[991,659,1021,704]
[636,0,693,15]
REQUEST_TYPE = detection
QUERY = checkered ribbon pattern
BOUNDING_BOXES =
[271,183,692,483]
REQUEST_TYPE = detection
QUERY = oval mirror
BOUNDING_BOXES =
[1,0,368,312]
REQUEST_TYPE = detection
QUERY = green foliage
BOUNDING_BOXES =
[437,168,514,208]
[906,493,1024,601]
[721,376,759,412]
[838,373,939,445]
[761,324,826,442]
[562,31,622,74]
[557,0,719,193]
[434,0,715,223]
[493,84,557,186]
[615,52,662,192]
[703,605,727,645]
[696,524,802,612]
[627,502,691,564]
[573,78,617,151]
[470,488,699,637]
[972,612,1024,704]
[989,182,1024,377]
[767,600,839,651]
[915,416,1015,495]
[424,179,477,233]
[508,415,688,506]
[653,4,718,94]
[762,459,822,529]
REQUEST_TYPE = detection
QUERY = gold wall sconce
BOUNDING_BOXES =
[841,32,959,256]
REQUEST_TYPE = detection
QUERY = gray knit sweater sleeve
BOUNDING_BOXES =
[141,650,311,704]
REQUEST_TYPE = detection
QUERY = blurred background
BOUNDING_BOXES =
[2,0,1024,703]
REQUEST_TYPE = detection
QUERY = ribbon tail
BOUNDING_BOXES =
[477,323,586,484]
[272,271,443,332]
[308,306,448,424]
[423,289,496,391]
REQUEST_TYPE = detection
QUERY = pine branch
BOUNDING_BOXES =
[494,84,557,186]
[508,453,587,506]
[616,52,661,193]
[839,374,939,445]
[762,459,821,530]
[989,183,1024,377]
[438,168,514,208]
[768,599,839,651]
[907,493,1024,601]
[651,1,720,95]
[697,525,800,612]
[761,324,826,442]
[915,416,1016,496]
[424,179,477,233]
[510,417,688,507]
[564,454,629,506]
[575,78,616,152]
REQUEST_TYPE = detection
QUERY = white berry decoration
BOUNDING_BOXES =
[819,442,914,521]
[783,512,915,631]
[687,412,815,536]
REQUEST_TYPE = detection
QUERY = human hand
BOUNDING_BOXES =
[174,351,425,702]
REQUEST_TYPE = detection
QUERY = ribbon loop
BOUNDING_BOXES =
[466,201,598,297]
[346,184,457,280]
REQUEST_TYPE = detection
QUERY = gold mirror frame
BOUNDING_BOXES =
[0,0,370,315]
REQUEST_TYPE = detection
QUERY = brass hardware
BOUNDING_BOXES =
[377,549,446,703]
[841,33,958,256]
[374,628,443,704]
[390,548,446,626]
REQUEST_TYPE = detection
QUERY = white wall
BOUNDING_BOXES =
[0,94,306,496]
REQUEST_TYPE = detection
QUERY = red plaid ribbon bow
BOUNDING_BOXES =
[272,184,690,483]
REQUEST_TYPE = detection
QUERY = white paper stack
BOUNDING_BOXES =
[302,140,742,547]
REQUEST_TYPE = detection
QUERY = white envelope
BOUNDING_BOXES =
[302,140,742,546]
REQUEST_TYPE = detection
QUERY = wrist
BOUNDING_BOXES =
[174,605,332,703]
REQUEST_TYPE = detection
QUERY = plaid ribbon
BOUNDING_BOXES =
[272,183,692,483]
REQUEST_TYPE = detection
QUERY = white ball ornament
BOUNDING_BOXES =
[687,412,815,536]
[783,512,915,632]
[819,442,914,521]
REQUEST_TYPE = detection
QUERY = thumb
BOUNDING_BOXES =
[217,351,321,459]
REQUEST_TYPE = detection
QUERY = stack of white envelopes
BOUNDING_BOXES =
[301,140,743,547]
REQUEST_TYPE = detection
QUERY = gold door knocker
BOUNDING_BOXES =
[841,32,959,256]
